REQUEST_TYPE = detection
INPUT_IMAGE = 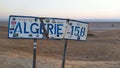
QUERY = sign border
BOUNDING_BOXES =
[8,15,88,41]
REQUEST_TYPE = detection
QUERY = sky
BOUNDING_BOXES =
[0,0,120,20]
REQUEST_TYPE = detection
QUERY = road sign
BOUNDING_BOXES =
[64,20,88,40]
[8,15,88,40]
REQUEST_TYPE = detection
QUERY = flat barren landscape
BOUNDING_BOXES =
[1,22,120,68]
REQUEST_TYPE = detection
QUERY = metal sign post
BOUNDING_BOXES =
[33,39,37,68]
[61,40,68,68]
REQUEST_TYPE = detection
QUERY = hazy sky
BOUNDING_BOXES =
[1,0,120,19]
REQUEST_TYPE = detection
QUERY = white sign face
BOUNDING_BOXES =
[8,15,88,40]
[64,20,88,40]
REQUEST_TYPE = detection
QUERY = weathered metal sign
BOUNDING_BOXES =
[8,15,88,40]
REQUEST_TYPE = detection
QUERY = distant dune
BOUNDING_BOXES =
[79,19,120,22]
[89,22,120,31]
[0,21,8,26]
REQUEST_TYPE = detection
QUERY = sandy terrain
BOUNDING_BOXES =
[1,22,120,68]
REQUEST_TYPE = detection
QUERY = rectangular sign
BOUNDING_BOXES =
[64,20,88,40]
[8,15,88,40]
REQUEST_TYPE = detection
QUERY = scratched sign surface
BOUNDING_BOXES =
[8,15,88,40]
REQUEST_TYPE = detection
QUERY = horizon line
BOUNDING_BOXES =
[0,18,120,22]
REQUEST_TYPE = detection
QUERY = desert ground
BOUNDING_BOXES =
[1,22,120,68]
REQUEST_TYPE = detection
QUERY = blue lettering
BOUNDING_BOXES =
[71,26,74,35]
[57,24,63,35]
[40,23,46,34]
[47,24,54,34]
[71,26,86,37]
[80,27,86,36]
[30,23,39,34]
[14,22,22,33]
[54,24,57,34]
[74,26,80,36]
[24,22,29,34]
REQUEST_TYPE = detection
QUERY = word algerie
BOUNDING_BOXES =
[13,22,86,36]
